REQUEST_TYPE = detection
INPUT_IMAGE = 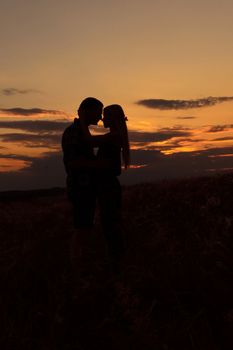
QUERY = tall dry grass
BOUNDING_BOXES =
[0,173,232,349]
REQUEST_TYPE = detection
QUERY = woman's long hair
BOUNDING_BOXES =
[103,104,130,169]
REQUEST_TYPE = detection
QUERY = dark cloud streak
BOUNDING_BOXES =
[176,116,197,120]
[0,107,70,116]
[0,120,70,133]
[0,153,35,161]
[0,120,192,143]
[1,88,42,96]
[136,96,233,110]
[129,129,191,142]
[213,136,233,141]
[208,124,233,132]
[0,133,61,148]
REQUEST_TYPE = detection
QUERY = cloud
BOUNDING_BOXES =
[0,120,191,142]
[129,149,163,164]
[213,136,233,141]
[136,96,233,110]
[0,120,70,133]
[208,124,233,132]
[0,153,35,161]
[0,107,70,117]
[121,146,233,184]
[1,88,42,96]
[0,133,61,148]
[129,129,191,143]
[0,152,66,190]
[91,126,191,142]
[176,116,197,120]
[0,147,232,191]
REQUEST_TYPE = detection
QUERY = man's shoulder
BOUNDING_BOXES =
[63,118,79,131]
[62,119,80,138]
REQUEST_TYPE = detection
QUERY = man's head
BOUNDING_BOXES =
[78,97,103,125]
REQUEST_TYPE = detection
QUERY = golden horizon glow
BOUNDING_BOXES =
[0,107,232,172]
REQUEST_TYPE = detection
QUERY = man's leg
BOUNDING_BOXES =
[70,192,96,253]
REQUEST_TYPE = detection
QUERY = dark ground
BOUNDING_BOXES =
[0,173,233,350]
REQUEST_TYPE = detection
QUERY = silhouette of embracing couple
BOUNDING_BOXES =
[62,97,130,270]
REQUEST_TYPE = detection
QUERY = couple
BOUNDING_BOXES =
[62,97,130,268]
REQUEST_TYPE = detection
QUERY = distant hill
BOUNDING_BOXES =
[1,173,233,350]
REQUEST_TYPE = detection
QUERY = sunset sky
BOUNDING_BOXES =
[0,0,233,190]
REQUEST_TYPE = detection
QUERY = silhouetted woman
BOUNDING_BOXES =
[82,104,130,263]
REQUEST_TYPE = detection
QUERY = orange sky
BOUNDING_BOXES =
[0,0,232,188]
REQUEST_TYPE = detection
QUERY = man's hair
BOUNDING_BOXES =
[78,97,103,111]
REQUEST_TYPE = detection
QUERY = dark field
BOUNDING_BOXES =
[1,173,233,350]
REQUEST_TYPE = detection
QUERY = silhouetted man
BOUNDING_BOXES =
[61,97,103,261]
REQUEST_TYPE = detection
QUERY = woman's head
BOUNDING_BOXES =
[103,104,130,169]
[103,104,126,129]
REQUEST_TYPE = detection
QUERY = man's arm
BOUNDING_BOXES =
[79,115,120,147]
[88,133,120,147]
[67,157,114,171]
[62,123,115,173]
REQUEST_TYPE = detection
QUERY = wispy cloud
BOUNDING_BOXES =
[176,116,197,120]
[129,129,191,142]
[213,136,233,141]
[1,88,42,96]
[0,153,34,161]
[0,133,61,148]
[208,124,233,132]
[0,120,69,133]
[0,107,70,117]
[136,96,233,110]
[0,120,191,141]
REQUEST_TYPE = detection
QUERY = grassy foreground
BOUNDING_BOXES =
[0,173,233,350]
